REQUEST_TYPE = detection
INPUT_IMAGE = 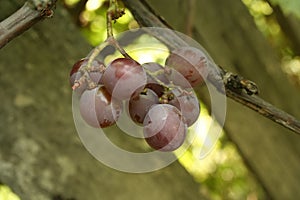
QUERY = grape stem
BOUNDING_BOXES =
[106,0,132,59]
[73,0,131,90]
[143,67,186,95]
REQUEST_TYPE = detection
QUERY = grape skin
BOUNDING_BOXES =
[70,58,104,85]
[69,59,85,86]
[70,59,88,95]
[129,89,159,124]
[143,104,187,151]
[102,58,147,100]
[164,67,193,89]
[169,89,200,127]
[165,46,208,87]
[79,86,122,128]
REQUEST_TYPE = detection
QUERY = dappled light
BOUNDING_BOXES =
[0,185,20,200]
[283,57,300,86]
[242,0,300,88]
[86,0,105,11]
[64,0,81,7]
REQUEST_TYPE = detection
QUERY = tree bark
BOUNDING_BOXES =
[0,1,207,200]
[143,0,300,199]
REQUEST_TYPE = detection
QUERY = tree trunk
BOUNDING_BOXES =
[144,0,300,199]
[266,0,300,55]
[0,2,207,200]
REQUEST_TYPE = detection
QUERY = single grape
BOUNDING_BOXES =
[168,89,200,127]
[70,59,85,86]
[70,59,105,97]
[143,62,169,96]
[143,104,187,151]
[129,89,159,124]
[70,59,88,95]
[165,46,208,87]
[70,58,105,86]
[164,67,193,89]
[79,86,122,128]
[102,58,147,100]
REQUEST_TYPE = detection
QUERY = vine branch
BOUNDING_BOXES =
[122,0,300,135]
[0,0,56,49]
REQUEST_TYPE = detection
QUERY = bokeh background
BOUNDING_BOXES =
[1,0,300,199]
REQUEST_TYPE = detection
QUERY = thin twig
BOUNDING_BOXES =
[72,41,109,90]
[0,0,56,49]
[106,0,131,59]
[73,0,132,90]
[122,0,300,135]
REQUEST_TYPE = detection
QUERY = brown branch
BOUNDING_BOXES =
[0,0,57,49]
[122,0,300,135]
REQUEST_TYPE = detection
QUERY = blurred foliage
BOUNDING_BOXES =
[269,0,300,18]
[103,33,169,66]
[64,0,81,5]
[283,56,300,87]
[242,0,300,87]
[242,0,287,54]
[80,6,134,46]
[65,0,137,46]
[0,185,20,200]
[176,106,266,200]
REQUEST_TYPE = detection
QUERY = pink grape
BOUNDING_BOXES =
[165,46,208,87]
[143,104,187,151]
[102,58,147,100]
[70,58,105,86]
[70,59,88,95]
[164,67,193,89]
[169,89,200,127]
[129,89,159,124]
[79,86,122,128]
[70,59,85,86]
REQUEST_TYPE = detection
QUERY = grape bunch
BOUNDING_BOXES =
[70,46,208,152]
